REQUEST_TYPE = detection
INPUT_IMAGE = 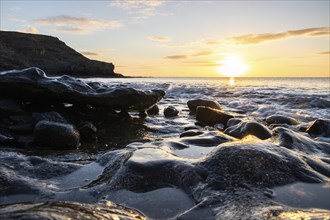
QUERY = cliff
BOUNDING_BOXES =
[0,31,123,77]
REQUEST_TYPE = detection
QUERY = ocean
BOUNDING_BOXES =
[87,77,330,140]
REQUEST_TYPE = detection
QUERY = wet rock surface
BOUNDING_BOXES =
[266,115,298,125]
[225,120,272,140]
[0,68,165,112]
[196,106,234,126]
[0,200,146,220]
[0,68,164,150]
[187,99,221,112]
[1,77,329,219]
[164,105,179,117]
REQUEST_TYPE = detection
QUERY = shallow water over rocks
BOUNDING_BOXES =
[1,76,330,219]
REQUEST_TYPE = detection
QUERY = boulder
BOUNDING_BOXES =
[180,130,204,138]
[32,111,68,123]
[0,68,165,112]
[226,118,243,127]
[200,141,326,188]
[196,106,234,126]
[164,106,179,117]
[33,120,80,149]
[78,122,97,141]
[187,99,221,113]
[265,115,298,125]
[306,119,330,137]
[225,121,272,140]
[147,104,159,115]
[273,127,330,155]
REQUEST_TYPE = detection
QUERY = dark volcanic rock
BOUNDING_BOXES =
[180,130,204,138]
[226,118,243,127]
[147,104,159,115]
[181,131,236,147]
[33,120,80,149]
[265,115,298,125]
[200,141,326,188]
[0,31,122,77]
[225,121,272,140]
[0,201,146,220]
[187,99,221,113]
[196,106,234,126]
[0,68,165,112]
[164,106,179,117]
[78,122,97,141]
[273,127,330,155]
[0,99,23,116]
[306,119,330,137]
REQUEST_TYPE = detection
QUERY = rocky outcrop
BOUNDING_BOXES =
[0,31,122,77]
[0,68,164,112]
[0,68,164,149]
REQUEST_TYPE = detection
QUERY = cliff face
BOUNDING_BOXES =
[0,31,123,77]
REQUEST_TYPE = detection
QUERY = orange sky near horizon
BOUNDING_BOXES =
[1,1,329,77]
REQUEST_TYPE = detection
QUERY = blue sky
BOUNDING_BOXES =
[1,0,329,77]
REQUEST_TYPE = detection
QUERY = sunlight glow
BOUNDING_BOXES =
[217,54,249,77]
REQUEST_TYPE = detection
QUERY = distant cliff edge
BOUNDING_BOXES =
[0,31,123,77]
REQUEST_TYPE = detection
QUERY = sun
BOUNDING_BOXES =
[217,54,249,77]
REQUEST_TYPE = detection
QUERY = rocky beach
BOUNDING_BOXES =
[0,67,329,219]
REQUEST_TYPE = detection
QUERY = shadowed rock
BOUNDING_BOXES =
[164,106,179,117]
[187,99,221,113]
[196,106,234,126]
[147,104,159,115]
[33,120,80,149]
[306,119,330,137]
[273,127,330,155]
[0,68,165,112]
[225,121,272,140]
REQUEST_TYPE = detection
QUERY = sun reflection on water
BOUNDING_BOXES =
[229,77,235,86]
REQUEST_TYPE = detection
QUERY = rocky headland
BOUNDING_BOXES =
[0,31,122,77]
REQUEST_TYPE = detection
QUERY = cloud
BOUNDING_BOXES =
[80,51,100,56]
[16,26,39,34]
[317,51,330,55]
[165,55,187,60]
[35,15,122,34]
[111,0,165,22]
[191,50,213,57]
[230,27,330,45]
[25,26,39,34]
[182,60,220,66]
[149,35,171,42]
[206,41,222,45]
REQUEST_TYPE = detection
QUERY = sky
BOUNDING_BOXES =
[0,0,329,77]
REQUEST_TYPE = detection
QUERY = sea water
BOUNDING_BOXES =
[87,77,330,140]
